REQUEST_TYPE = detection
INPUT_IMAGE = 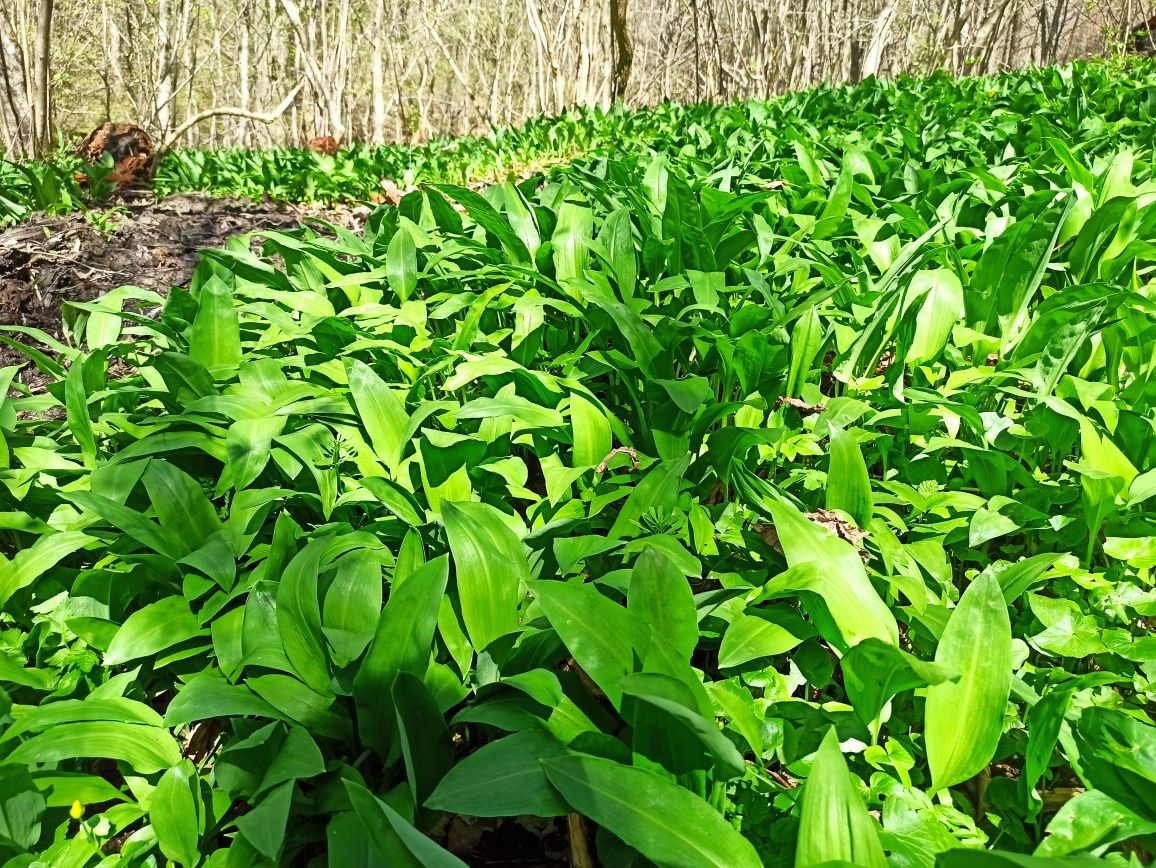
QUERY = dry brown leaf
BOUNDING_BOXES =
[775,396,826,416]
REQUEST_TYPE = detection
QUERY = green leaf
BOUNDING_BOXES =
[825,425,873,529]
[322,549,384,667]
[1074,707,1156,818]
[529,580,636,707]
[142,460,221,549]
[65,356,97,468]
[226,416,285,489]
[787,306,823,398]
[394,672,453,811]
[924,571,1013,792]
[152,760,201,868]
[433,184,530,263]
[276,540,331,693]
[442,501,527,651]
[905,268,964,365]
[764,498,898,648]
[189,274,241,371]
[103,596,204,667]
[234,780,294,859]
[569,392,613,468]
[841,638,955,731]
[937,850,1106,867]
[609,456,690,540]
[164,675,283,726]
[7,722,182,774]
[718,608,814,668]
[542,754,761,868]
[796,728,887,868]
[627,548,698,661]
[620,672,746,779]
[354,556,449,756]
[345,780,468,867]
[426,730,570,817]
[552,196,593,281]
[0,764,44,850]
[387,223,418,301]
[0,531,90,606]
[598,207,637,298]
[1035,788,1156,857]
[4,697,164,740]
[347,358,409,476]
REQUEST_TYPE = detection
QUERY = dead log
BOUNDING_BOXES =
[75,123,156,187]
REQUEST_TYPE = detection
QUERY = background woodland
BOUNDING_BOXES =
[0,0,1147,156]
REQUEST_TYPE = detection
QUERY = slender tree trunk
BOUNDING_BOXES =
[238,5,251,145]
[371,0,386,142]
[609,0,632,102]
[0,10,31,156]
[31,0,52,154]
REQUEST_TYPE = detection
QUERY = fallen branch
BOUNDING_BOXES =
[161,79,306,152]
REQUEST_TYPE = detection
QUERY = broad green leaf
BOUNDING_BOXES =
[1034,789,1156,857]
[164,676,283,726]
[718,608,814,668]
[345,780,468,867]
[620,672,746,778]
[152,760,201,868]
[764,499,898,648]
[925,571,1013,792]
[426,730,570,817]
[234,780,293,859]
[787,306,823,397]
[0,531,90,606]
[7,722,181,774]
[841,638,955,731]
[553,196,593,281]
[627,548,698,661]
[5,697,164,740]
[142,460,221,548]
[825,425,873,528]
[354,556,449,756]
[569,392,612,468]
[104,597,204,667]
[906,268,964,365]
[189,274,241,370]
[322,549,384,667]
[529,580,636,707]
[276,541,331,693]
[0,764,44,850]
[796,728,887,868]
[387,223,418,301]
[65,356,97,468]
[442,501,527,651]
[541,754,762,868]
[347,358,408,476]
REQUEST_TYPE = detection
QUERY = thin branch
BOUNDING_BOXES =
[160,78,304,151]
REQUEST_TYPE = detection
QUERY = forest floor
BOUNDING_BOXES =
[0,192,368,391]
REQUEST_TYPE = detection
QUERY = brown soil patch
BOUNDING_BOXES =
[0,192,366,390]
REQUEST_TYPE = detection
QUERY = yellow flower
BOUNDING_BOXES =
[69,800,84,820]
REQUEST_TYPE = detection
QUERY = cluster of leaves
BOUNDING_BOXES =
[3,59,1156,866]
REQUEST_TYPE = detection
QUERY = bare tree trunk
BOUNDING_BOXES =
[0,10,31,156]
[609,0,632,102]
[238,3,252,145]
[278,0,346,139]
[861,0,899,77]
[525,0,560,113]
[371,0,386,142]
[31,0,52,154]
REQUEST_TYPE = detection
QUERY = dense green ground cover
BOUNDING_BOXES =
[3,60,1156,865]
